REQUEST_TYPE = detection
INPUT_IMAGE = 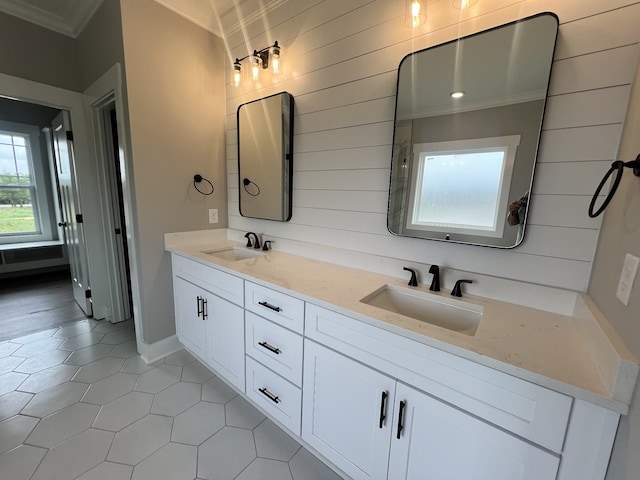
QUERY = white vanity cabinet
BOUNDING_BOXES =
[244,282,304,435]
[171,255,245,391]
[388,382,559,480]
[303,303,576,480]
[173,277,209,360]
[302,340,559,480]
[302,340,397,480]
[169,251,624,480]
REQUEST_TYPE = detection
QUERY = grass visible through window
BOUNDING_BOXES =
[0,205,36,234]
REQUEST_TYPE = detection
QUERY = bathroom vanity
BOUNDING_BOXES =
[166,231,637,480]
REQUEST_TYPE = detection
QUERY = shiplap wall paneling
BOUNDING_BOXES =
[221,0,640,291]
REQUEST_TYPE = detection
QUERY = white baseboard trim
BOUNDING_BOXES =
[137,334,183,364]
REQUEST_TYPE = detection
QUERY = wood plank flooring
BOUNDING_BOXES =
[0,271,88,343]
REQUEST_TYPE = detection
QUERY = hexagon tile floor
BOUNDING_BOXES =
[0,318,343,480]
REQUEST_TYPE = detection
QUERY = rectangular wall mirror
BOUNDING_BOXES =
[238,91,294,221]
[388,13,558,248]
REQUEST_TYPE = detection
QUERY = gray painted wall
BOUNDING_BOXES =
[0,11,80,91]
[120,0,227,344]
[77,0,125,92]
[591,58,640,480]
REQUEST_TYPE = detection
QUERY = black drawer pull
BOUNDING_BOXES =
[379,391,388,429]
[396,400,406,439]
[258,341,281,355]
[197,296,204,319]
[258,301,282,312]
[258,387,280,404]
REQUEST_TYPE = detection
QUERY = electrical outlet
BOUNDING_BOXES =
[616,253,639,307]
[208,208,218,224]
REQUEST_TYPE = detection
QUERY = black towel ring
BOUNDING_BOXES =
[193,174,214,195]
[243,178,261,196]
[588,154,640,218]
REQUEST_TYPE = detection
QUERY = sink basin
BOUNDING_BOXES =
[360,284,482,335]
[202,246,265,262]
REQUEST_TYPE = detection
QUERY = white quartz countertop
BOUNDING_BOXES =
[166,237,638,414]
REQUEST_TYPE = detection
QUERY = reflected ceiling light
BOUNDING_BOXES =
[450,91,465,98]
[405,0,426,28]
[452,0,479,9]
[232,41,281,87]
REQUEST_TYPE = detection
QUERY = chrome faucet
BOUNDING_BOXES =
[428,265,440,292]
[244,232,261,249]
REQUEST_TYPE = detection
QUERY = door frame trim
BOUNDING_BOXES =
[83,64,143,346]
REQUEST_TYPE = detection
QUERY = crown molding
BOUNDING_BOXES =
[0,0,103,38]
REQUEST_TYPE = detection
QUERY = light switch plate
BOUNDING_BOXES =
[616,253,639,307]
[208,208,218,224]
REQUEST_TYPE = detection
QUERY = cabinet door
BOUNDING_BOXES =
[207,295,245,392]
[302,340,396,480]
[389,383,560,480]
[174,278,208,360]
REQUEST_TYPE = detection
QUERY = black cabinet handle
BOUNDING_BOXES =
[379,391,388,429]
[258,301,282,312]
[202,298,208,320]
[258,387,280,404]
[258,341,281,355]
[396,400,406,439]
[197,296,204,319]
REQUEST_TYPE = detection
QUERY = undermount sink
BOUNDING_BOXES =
[360,284,482,336]
[202,246,265,262]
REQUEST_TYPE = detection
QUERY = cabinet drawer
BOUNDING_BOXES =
[245,282,304,334]
[246,312,303,386]
[306,303,572,453]
[172,255,244,306]
[246,357,302,435]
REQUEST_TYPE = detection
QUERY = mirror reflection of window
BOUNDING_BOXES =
[387,12,558,248]
[406,136,520,238]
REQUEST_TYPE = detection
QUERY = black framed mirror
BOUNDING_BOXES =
[238,91,294,221]
[388,13,559,248]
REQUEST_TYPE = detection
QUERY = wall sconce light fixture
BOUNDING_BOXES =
[452,0,479,9]
[233,41,281,87]
[405,0,426,28]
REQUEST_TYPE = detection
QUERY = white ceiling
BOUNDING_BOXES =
[0,0,240,38]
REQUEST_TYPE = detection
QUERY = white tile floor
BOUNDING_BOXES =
[0,318,343,480]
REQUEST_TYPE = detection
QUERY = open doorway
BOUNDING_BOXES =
[0,91,134,341]
[0,97,90,340]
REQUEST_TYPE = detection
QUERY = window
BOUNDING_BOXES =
[406,135,520,238]
[0,122,55,244]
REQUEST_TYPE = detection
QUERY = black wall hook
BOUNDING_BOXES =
[193,174,214,195]
[588,154,640,218]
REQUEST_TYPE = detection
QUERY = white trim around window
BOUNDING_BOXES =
[0,120,56,245]
[406,135,521,238]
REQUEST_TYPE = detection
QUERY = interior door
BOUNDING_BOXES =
[101,104,132,321]
[51,111,92,316]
